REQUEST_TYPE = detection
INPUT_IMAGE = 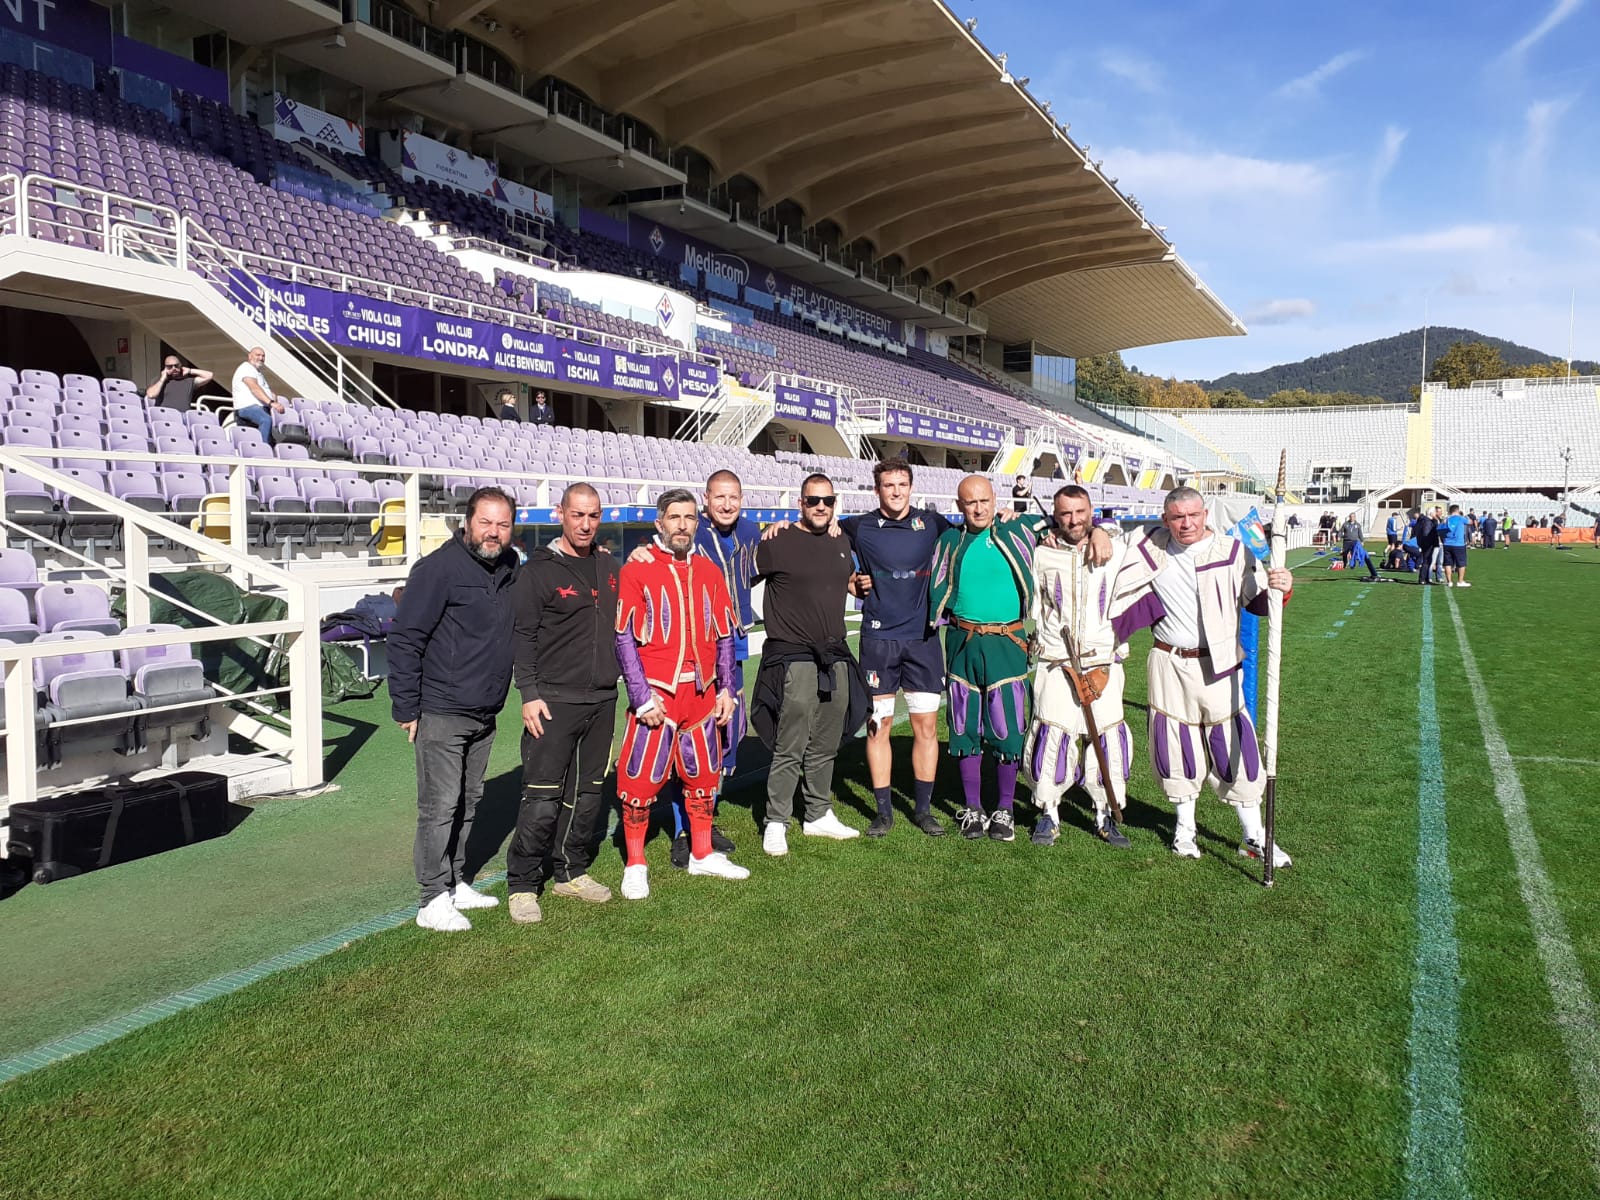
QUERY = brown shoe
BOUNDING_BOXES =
[508,892,543,924]
[550,873,612,904]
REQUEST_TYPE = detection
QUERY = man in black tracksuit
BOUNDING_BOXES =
[389,486,519,932]
[505,482,621,922]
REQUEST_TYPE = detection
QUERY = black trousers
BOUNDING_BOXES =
[505,696,617,894]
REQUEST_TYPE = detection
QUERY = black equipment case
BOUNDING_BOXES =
[7,771,232,884]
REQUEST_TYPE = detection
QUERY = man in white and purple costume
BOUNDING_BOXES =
[1108,487,1293,867]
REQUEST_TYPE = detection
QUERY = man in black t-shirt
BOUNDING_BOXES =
[752,472,859,856]
[145,355,214,409]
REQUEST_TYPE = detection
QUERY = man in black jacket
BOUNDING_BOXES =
[389,487,519,932]
[752,473,866,855]
[505,483,620,922]
[1412,506,1440,585]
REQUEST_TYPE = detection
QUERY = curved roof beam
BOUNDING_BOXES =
[930,221,1148,280]
[435,0,495,30]
[666,40,954,145]
[717,80,992,176]
[521,0,686,77]
[946,234,1155,291]
[808,140,1060,221]
[602,0,906,114]
[767,111,1031,201]
[901,202,1128,263]
[843,166,1100,241]
[972,250,1173,300]
[877,189,1102,256]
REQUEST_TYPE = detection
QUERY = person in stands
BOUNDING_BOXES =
[497,388,521,423]
[145,354,213,409]
[230,346,284,444]
[529,390,556,426]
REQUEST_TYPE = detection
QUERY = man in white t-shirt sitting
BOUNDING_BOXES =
[230,346,283,443]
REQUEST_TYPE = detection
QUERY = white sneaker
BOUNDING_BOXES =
[763,822,789,856]
[416,891,471,931]
[801,809,861,840]
[1457,581,1471,588]
[452,882,499,910]
[687,851,751,880]
[1172,836,1202,860]
[620,864,650,901]
[1240,839,1293,869]
[1445,580,1454,587]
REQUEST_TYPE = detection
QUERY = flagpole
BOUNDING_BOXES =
[1262,449,1288,887]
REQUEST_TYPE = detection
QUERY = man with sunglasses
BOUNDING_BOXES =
[145,355,214,409]
[750,474,865,853]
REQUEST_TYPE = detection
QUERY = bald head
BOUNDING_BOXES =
[957,475,997,532]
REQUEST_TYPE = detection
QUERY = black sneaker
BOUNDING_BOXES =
[670,832,689,870]
[1031,815,1059,846]
[956,807,987,840]
[988,810,1016,842]
[866,813,894,838]
[710,824,736,854]
[1095,815,1132,848]
[912,811,945,837]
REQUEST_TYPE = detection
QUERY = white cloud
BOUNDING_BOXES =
[1245,298,1317,325]
[1102,148,1332,200]
[1520,97,1575,177]
[1276,50,1368,100]
[1369,125,1407,198]
[1335,224,1518,257]
[1505,0,1587,62]
[1097,49,1164,95]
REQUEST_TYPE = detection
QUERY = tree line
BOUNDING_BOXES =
[1075,342,1592,411]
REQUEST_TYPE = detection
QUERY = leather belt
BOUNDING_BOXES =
[1153,639,1209,660]
[951,616,1028,652]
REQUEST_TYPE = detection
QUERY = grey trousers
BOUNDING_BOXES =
[413,710,498,906]
[765,660,847,826]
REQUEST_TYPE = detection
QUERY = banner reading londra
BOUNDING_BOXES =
[229,275,687,401]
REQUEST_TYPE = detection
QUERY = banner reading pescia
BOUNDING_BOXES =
[885,407,1007,451]
[227,274,687,401]
[273,95,365,156]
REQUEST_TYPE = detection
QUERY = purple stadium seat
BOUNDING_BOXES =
[0,584,37,644]
[257,473,309,545]
[36,581,119,637]
[33,629,138,765]
[120,623,215,742]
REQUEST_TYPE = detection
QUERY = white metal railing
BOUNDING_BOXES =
[0,448,325,831]
[447,235,558,271]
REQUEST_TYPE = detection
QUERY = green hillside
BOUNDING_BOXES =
[1202,328,1596,402]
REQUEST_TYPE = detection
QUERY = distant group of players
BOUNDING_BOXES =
[389,461,1294,933]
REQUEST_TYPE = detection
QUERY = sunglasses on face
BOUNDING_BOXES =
[802,495,837,508]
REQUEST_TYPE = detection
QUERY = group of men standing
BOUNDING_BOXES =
[387,461,1293,933]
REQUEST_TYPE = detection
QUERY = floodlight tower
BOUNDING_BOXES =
[1560,445,1573,522]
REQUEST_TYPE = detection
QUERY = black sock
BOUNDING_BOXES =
[913,779,934,817]
[873,786,892,819]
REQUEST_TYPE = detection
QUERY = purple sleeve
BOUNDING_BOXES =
[614,631,653,710]
[716,634,737,693]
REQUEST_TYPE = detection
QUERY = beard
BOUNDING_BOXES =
[467,534,503,561]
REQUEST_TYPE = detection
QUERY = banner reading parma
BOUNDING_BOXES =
[229,275,684,401]
[885,407,1007,451]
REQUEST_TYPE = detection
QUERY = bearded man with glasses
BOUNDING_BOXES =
[144,355,214,409]
[748,474,869,855]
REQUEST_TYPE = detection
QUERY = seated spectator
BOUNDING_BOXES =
[496,388,520,423]
[145,355,214,409]
[231,346,283,444]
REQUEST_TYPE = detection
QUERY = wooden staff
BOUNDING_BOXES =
[1262,450,1288,887]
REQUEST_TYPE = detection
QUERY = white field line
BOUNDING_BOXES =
[1445,591,1600,1188]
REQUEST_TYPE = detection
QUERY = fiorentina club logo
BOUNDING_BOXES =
[446,149,459,165]
[656,292,674,329]
[765,270,777,293]
[648,225,665,254]
[662,365,675,392]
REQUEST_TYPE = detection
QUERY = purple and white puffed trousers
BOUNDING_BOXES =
[1024,662,1130,820]
[1145,648,1265,808]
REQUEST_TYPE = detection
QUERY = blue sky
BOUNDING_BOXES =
[962,0,1600,381]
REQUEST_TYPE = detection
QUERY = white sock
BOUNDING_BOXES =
[1237,804,1265,844]
[1172,797,1198,842]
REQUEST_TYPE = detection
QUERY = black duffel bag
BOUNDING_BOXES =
[7,771,233,885]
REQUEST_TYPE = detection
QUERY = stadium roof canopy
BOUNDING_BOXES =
[199,0,1245,356]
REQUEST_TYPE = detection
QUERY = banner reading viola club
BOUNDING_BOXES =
[229,274,685,401]
[772,383,837,425]
[885,407,1007,451]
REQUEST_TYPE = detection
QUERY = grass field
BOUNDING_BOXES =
[1,542,1598,1198]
